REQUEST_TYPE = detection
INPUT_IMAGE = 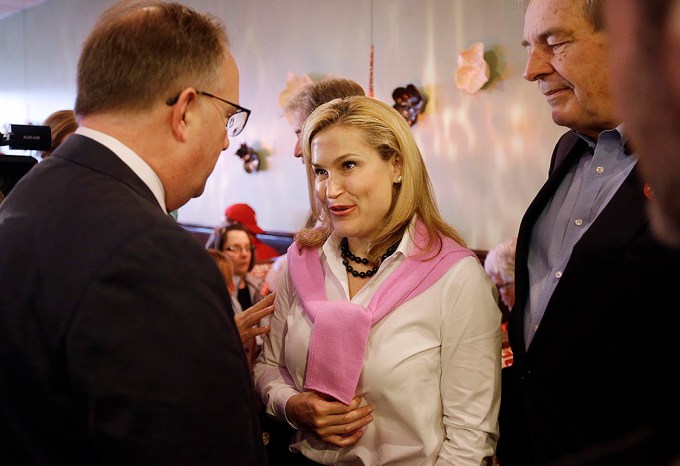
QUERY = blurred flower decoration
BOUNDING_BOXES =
[392,84,428,126]
[455,42,490,94]
[278,71,313,109]
[235,143,260,174]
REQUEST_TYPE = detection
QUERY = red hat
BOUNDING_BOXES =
[224,203,264,234]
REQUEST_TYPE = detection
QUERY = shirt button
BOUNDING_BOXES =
[596,166,605,174]
[574,218,583,226]
[555,271,563,278]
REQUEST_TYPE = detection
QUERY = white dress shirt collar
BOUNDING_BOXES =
[75,127,167,212]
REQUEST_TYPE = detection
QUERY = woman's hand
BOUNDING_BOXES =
[285,392,373,447]
[235,292,275,344]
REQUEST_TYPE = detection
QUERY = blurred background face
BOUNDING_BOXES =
[223,230,252,277]
[602,0,680,247]
[292,109,306,159]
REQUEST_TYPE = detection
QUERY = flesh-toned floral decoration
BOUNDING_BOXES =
[392,84,428,126]
[235,143,260,174]
[455,42,490,94]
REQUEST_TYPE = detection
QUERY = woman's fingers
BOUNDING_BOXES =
[315,404,373,435]
[322,427,366,447]
[284,392,374,447]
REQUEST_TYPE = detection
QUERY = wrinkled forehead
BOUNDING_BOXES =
[523,0,591,39]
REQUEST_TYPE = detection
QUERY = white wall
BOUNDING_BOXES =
[0,0,566,250]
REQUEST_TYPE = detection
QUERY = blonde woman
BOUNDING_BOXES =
[255,96,501,465]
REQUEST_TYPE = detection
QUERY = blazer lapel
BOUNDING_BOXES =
[511,132,586,357]
[53,134,160,208]
[527,167,647,348]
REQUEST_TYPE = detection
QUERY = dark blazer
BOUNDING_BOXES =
[0,135,266,465]
[497,131,680,465]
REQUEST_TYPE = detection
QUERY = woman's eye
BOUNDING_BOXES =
[342,161,357,170]
[314,168,327,177]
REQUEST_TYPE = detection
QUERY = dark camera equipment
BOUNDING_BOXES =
[0,153,38,199]
[0,124,48,200]
[1,124,51,151]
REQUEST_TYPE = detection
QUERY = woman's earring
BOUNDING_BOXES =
[396,175,403,184]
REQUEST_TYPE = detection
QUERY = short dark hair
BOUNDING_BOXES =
[76,1,229,117]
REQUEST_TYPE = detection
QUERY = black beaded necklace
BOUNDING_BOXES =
[340,237,400,279]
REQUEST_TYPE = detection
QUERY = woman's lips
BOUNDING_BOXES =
[329,205,356,217]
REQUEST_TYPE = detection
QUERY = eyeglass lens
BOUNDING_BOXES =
[225,245,254,253]
[227,112,248,137]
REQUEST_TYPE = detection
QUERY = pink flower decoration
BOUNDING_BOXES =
[455,42,490,94]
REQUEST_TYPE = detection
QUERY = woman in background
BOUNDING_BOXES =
[205,248,273,367]
[255,96,501,465]
[484,236,517,369]
[40,109,78,159]
[207,223,266,312]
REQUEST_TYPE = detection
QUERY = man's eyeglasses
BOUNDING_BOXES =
[224,245,255,254]
[166,90,251,137]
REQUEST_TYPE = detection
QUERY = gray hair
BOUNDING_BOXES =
[484,237,517,284]
[518,0,602,30]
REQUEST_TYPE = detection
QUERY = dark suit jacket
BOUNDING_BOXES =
[0,135,267,465]
[497,131,680,465]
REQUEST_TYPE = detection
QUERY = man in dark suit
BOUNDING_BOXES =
[0,2,266,465]
[497,0,680,465]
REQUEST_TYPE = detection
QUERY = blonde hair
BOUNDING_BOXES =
[41,110,78,157]
[297,96,465,262]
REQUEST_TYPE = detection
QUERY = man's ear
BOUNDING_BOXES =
[170,88,198,143]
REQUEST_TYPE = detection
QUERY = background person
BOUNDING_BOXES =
[547,2,680,464]
[497,1,680,465]
[205,248,274,368]
[0,2,266,464]
[40,109,78,158]
[484,236,517,315]
[484,236,517,369]
[206,222,267,313]
[601,0,680,249]
[225,202,280,262]
[255,96,501,465]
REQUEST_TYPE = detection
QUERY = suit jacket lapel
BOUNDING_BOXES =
[517,135,648,357]
[527,167,647,351]
[53,134,160,209]
[511,132,586,357]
